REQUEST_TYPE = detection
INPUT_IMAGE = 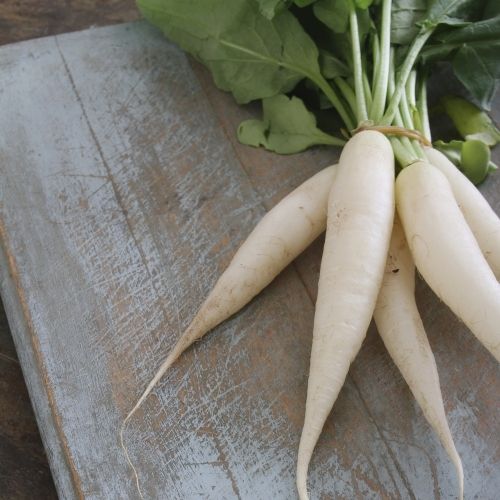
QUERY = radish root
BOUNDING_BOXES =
[120,417,145,500]
[425,147,500,279]
[297,131,395,500]
[396,161,500,361]
[374,216,464,500]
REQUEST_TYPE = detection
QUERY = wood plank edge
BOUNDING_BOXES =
[0,215,85,499]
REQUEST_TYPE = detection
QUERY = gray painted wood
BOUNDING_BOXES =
[0,21,498,499]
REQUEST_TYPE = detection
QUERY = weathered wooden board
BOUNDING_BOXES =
[0,21,498,499]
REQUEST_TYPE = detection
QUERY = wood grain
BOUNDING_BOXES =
[0,21,498,499]
[0,0,139,46]
[0,2,138,498]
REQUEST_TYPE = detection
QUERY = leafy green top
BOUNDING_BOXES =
[138,0,500,178]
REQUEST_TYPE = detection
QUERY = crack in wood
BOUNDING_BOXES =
[54,33,173,384]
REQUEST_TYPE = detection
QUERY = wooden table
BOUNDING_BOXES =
[0,2,139,498]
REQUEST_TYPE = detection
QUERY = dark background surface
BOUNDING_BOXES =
[0,2,139,498]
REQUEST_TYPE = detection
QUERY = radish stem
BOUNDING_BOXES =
[381,30,432,126]
[418,76,432,142]
[333,77,357,121]
[370,0,392,122]
[349,8,368,123]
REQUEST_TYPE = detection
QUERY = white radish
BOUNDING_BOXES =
[425,147,500,279]
[297,131,395,500]
[374,216,464,500]
[396,161,500,362]
[120,164,337,491]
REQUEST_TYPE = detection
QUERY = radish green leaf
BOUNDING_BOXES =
[256,0,292,19]
[440,95,500,145]
[138,0,322,103]
[237,94,344,153]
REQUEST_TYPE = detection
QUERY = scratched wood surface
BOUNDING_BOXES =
[0,2,139,498]
[0,21,498,499]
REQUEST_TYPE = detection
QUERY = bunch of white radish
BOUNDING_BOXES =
[122,0,500,498]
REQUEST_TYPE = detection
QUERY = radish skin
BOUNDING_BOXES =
[374,217,464,500]
[425,147,500,279]
[120,165,337,491]
[297,131,394,500]
[396,161,500,362]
